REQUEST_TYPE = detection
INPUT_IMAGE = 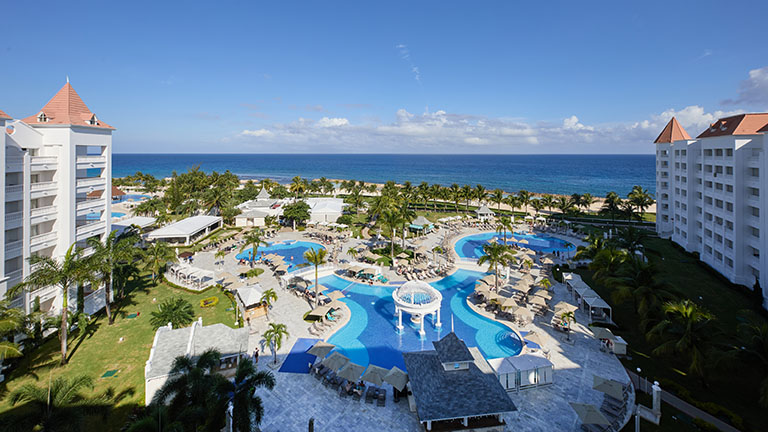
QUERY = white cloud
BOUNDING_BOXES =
[240,129,273,137]
[563,115,594,131]
[316,117,349,128]
[631,105,743,134]
[722,65,768,106]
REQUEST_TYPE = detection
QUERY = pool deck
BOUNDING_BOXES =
[191,228,632,431]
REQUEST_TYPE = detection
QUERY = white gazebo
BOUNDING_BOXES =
[475,205,495,221]
[392,280,442,336]
[488,353,554,392]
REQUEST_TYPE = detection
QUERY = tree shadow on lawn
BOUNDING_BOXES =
[111,275,155,319]
[67,317,104,362]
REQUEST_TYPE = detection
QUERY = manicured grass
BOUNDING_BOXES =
[0,275,237,430]
[576,237,767,430]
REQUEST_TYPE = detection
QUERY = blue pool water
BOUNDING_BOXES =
[322,269,523,370]
[85,211,127,220]
[455,231,576,258]
[114,194,150,203]
[235,240,325,272]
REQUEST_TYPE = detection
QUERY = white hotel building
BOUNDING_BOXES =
[654,114,768,308]
[1,82,113,315]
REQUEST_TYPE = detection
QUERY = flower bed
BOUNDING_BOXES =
[200,296,219,308]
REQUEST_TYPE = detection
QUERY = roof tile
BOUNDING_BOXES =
[654,117,691,143]
[22,83,114,129]
[696,113,768,138]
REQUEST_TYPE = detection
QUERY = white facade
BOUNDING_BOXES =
[1,83,113,315]
[654,115,768,308]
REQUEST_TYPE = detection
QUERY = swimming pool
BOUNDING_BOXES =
[114,194,150,203]
[322,269,523,370]
[85,211,127,220]
[455,231,576,258]
[235,240,325,272]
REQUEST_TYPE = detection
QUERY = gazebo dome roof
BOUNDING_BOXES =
[393,280,442,307]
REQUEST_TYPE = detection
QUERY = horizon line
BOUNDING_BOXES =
[113,152,654,156]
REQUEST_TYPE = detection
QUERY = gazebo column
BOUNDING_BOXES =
[397,307,403,330]
[435,308,442,327]
[419,315,425,336]
[463,417,468,426]
[426,421,432,431]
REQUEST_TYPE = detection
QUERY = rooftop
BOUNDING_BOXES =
[147,215,221,239]
[112,216,157,229]
[0,109,11,120]
[696,113,768,138]
[22,82,114,130]
[654,117,691,143]
[433,332,474,363]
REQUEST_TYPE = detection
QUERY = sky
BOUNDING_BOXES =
[1,1,767,154]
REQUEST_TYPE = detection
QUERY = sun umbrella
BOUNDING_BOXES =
[486,291,503,303]
[321,351,349,371]
[337,362,365,382]
[307,304,331,318]
[361,364,389,386]
[569,402,610,425]
[514,282,533,295]
[307,341,335,358]
[502,297,519,309]
[525,331,544,348]
[475,286,491,298]
[327,299,345,310]
[178,251,194,258]
[516,308,534,321]
[532,289,552,300]
[274,264,289,273]
[486,238,498,244]
[593,375,626,400]
[396,252,410,259]
[529,295,547,306]
[553,301,578,314]
[517,238,529,245]
[591,327,616,341]
[327,290,345,301]
[383,366,409,391]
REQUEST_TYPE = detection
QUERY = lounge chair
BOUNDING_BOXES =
[352,384,365,401]
[377,388,386,407]
[322,371,336,387]
[365,386,378,404]
[338,379,350,397]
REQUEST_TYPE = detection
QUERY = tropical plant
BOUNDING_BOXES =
[489,189,504,212]
[573,234,606,261]
[478,243,516,288]
[144,241,177,282]
[240,228,268,268]
[647,300,716,381]
[461,184,473,212]
[0,299,25,359]
[263,322,289,366]
[87,229,140,324]
[6,375,114,432]
[517,190,531,214]
[541,194,555,213]
[628,186,655,221]
[260,288,278,320]
[561,311,575,340]
[289,176,307,198]
[580,193,596,213]
[733,310,768,407]
[449,183,461,212]
[616,226,646,257]
[588,248,628,282]
[11,244,93,365]
[474,184,487,205]
[150,297,195,329]
[496,216,514,245]
[556,196,575,215]
[303,248,328,308]
[398,203,416,248]
[226,358,276,431]
[530,199,545,215]
[282,201,311,228]
[601,191,623,224]
[605,258,674,319]
[380,209,403,262]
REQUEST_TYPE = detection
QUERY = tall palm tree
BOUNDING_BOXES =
[647,300,716,380]
[474,184,487,205]
[560,311,575,341]
[303,248,327,308]
[504,195,520,213]
[417,182,430,210]
[226,359,276,431]
[429,184,442,212]
[490,189,504,212]
[517,190,531,215]
[380,209,403,263]
[478,243,516,288]
[240,228,268,268]
[449,184,461,212]
[588,248,628,282]
[556,196,575,215]
[0,299,25,359]
[263,322,289,366]
[616,226,646,257]
[289,176,307,198]
[461,184,473,212]
[628,186,655,221]
[12,244,93,365]
[87,230,139,325]
[152,349,230,431]
[573,234,606,261]
[530,199,545,216]
[369,195,392,222]
[541,194,555,213]
[601,191,622,224]
[144,241,177,282]
[581,193,596,213]
[496,216,514,245]
[605,258,673,319]
[7,375,114,432]
[398,203,416,248]
[260,288,278,321]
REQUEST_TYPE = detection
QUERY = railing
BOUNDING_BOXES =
[5,211,23,224]
[5,239,22,255]
[30,231,57,244]
[76,177,105,187]
[31,181,56,191]
[6,157,23,165]
[76,155,105,163]
[31,206,57,218]
[5,268,23,282]
[5,184,22,194]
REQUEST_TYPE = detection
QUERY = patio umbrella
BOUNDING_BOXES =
[475,286,491,298]
[593,375,626,400]
[383,366,409,391]
[532,289,552,300]
[361,364,389,386]
[396,252,410,259]
[591,327,616,341]
[307,304,331,318]
[525,331,543,348]
[327,290,345,301]
[541,257,555,266]
[553,301,578,314]
[337,362,365,382]
[322,351,350,371]
[348,265,363,273]
[517,238,529,245]
[569,402,610,425]
[307,341,335,358]
[327,299,345,310]
[415,262,429,270]
[274,264,289,273]
[415,246,429,256]
[529,295,547,306]
[486,292,503,303]
[501,297,519,309]
[480,274,497,285]
[514,282,533,295]
[516,308,534,321]
[486,238,498,244]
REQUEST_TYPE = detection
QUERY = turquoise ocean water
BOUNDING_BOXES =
[113,153,654,196]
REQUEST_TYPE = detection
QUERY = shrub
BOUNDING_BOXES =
[336,214,353,225]
[240,268,264,278]
[200,296,219,308]
[150,297,195,329]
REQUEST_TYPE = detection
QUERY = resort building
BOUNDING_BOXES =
[146,215,222,245]
[306,197,345,223]
[235,187,282,227]
[1,82,113,315]
[654,115,768,308]
[401,332,516,431]
[144,318,249,405]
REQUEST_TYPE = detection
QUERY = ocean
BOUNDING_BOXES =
[113,154,654,197]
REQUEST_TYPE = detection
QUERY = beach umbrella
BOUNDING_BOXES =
[321,351,349,371]
[553,301,578,314]
[541,257,555,266]
[501,297,519,309]
[361,364,389,386]
[274,264,289,273]
[475,286,491,298]
[591,327,616,341]
[307,304,331,319]
[396,252,410,259]
[307,341,335,359]
[415,262,429,270]
[486,238,498,244]
[486,291,503,303]
[383,366,409,391]
[524,331,544,348]
[516,238,529,245]
[529,295,547,306]
[516,308,534,321]
[532,289,552,300]
[327,299,345,310]
[593,375,626,400]
[327,290,345,301]
[337,362,365,382]
[514,282,533,295]
[569,402,610,425]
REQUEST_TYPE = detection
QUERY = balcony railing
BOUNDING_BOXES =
[31,156,57,164]
[31,181,56,191]
[6,184,22,194]
[30,231,57,245]
[31,205,57,218]
[76,177,105,188]
[5,211,23,224]
[5,268,23,282]
[5,239,22,256]
[76,155,106,163]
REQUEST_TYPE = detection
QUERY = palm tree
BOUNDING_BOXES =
[12,244,93,365]
[303,248,327,308]
[150,297,195,329]
[589,248,628,282]
[240,228,268,268]
[263,322,289,366]
[496,216,514,245]
[474,184,487,205]
[581,193,596,213]
[429,184,442,211]
[289,176,307,198]
[541,194,555,213]
[87,230,138,325]
[733,311,768,407]
[573,234,606,261]
[0,299,25,359]
[478,243,516,288]
[398,203,416,248]
[348,187,364,215]
[616,226,646,257]
[489,189,504,212]
[461,184,473,212]
[6,375,114,432]
[144,241,177,282]
[260,288,278,321]
[628,186,655,221]
[417,182,430,210]
[605,258,673,319]
[226,359,276,431]
[647,300,716,380]
[152,349,229,431]
[215,250,227,269]
[369,195,392,222]
[449,183,461,212]
[601,191,622,224]
[517,190,531,215]
[560,311,575,341]
[380,209,403,263]
[530,199,545,216]
[504,195,520,213]
[556,196,575,215]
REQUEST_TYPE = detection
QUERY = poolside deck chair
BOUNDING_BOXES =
[322,371,336,387]
[338,379,350,398]
[352,384,365,401]
[377,388,386,407]
[365,386,377,404]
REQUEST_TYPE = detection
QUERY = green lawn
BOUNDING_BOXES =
[0,276,237,430]
[576,237,766,431]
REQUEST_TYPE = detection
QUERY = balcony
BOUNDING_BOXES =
[30,181,57,199]
[30,156,57,171]
[76,199,105,216]
[76,220,106,241]
[30,231,57,252]
[5,184,23,201]
[5,268,23,284]
[5,211,22,229]
[747,156,760,168]
[31,205,57,225]
[5,239,22,258]
[76,155,106,170]
[5,157,23,172]
[76,177,106,194]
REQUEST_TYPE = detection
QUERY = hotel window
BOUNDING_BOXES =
[726,258,733,268]
[681,189,687,196]
[705,212,713,221]
[726,221,734,230]
[751,207,760,217]
[726,202,733,212]
[675,162,680,169]
[682,217,687,224]
[715,234,722,243]
[697,221,702,229]
[726,239,733,249]
[715,217,723,225]
[682,163,687,170]
[715,183,723,191]
[705,165,713,173]
[752,227,760,238]
[682,149,687,156]
[705,245,713,254]
[726,166,733,175]
[715,251,722,260]
[715,149,723,157]
[697,206,702,214]
[697,236,703,244]
[682,231,687,238]
[675,150,680,156]
[749,168,760,178]
[705,197,713,205]
[697,192,702,200]
[681,203,687,210]
[726,149,733,157]
[749,188,759,197]
[662,215,668,222]
[697,164,702,172]
[726,185,733,193]
[705,229,712,238]
[675,227,680,234]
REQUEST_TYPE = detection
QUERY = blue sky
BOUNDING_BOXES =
[1,1,767,154]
